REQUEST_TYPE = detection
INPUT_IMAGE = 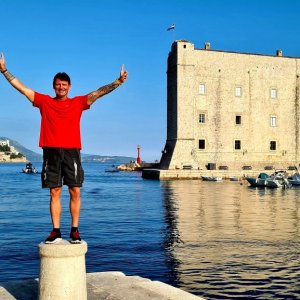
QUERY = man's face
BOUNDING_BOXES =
[54,79,71,99]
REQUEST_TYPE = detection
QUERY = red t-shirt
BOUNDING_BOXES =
[33,92,90,149]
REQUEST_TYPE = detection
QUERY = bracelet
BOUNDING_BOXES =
[115,78,123,84]
[1,69,8,74]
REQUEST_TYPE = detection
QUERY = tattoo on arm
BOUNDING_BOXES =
[2,70,15,82]
[88,80,122,104]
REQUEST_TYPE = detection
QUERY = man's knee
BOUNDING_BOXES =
[50,187,62,199]
[69,187,81,200]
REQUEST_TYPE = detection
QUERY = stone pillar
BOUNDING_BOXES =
[38,240,88,300]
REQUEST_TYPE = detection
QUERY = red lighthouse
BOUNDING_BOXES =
[137,144,141,164]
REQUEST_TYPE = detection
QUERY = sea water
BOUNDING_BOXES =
[0,163,299,299]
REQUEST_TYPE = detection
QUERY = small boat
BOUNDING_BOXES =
[246,173,269,187]
[246,171,291,188]
[22,162,38,174]
[105,165,120,173]
[265,171,292,188]
[229,176,239,181]
[202,176,222,181]
[288,172,300,185]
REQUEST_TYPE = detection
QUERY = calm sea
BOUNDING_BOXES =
[0,163,299,299]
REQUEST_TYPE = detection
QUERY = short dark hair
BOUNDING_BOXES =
[53,72,71,87]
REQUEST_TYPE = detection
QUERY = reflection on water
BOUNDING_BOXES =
[162,180,300,299]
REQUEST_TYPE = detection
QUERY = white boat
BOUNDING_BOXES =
[202,176,222,181]
[105,165,120,173]
[22,162,38,174]
[265,171,292,188]
[288,173,300,185]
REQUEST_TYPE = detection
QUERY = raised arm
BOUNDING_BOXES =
[87,64,128,105]
[0,53,35,103]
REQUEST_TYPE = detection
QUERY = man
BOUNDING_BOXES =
[0,53,128,244]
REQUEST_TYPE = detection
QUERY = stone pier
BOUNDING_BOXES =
[0,239,204,299]
[0,272,204,300]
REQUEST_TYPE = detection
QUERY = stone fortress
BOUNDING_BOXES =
[159,40,300,174]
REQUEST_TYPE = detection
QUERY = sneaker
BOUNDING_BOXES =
[69,231,81,244]
[45,231,62,244]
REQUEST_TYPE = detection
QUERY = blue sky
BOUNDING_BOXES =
[1,0,299,161]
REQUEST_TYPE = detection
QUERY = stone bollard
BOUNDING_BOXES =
[38,240,88,300]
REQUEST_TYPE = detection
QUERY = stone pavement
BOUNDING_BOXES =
[0,271,204,300]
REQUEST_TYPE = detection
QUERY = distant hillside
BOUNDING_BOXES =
[0,137,135,164]
[81,153,135,164]
[0,137,42,162]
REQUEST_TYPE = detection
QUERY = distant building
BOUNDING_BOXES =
[0,139,26,162]
[0,139,10,147]
[160,40,300,171]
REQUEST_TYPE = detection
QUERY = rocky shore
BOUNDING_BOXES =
[117,162,160,171]
[0,157,26,163]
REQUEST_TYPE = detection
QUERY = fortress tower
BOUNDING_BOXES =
[160,40,300,171]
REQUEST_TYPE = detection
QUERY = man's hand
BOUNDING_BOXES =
[0,53,7,72]
[87,65,129,105]
[118,64,128,83]
[0,52,35,102]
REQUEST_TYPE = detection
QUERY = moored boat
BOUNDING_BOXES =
[265,171,292,188]
[229,176,239,181]
[246,171,291,188]
[202,176,222,181]
[246,173,269,187]
[288,172,300,186]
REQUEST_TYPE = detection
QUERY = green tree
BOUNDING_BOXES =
[10,153,24,159]
[0,145,10,152]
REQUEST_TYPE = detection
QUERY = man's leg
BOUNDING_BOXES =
[69,187,81,227]
[45,186,63,244]
[68,186,82,243]
[50,187,62,228]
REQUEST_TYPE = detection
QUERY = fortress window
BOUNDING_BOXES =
[271,88,277,99]
[270,116,277,127]
[234,140,241,150]
[199,113,206,123]
[199,83,206,95]
[270,141,277,150]
[235,86,242,97]
[199,139,205,149]
[236,115,241,125]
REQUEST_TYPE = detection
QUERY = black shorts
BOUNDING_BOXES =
[41,148,84,188]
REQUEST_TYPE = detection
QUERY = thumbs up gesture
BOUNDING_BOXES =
[119,64,128,83]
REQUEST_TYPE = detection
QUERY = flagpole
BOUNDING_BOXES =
[173,27,176,42]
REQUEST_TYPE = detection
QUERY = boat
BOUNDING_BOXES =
[202,176,222,181]
[288,172,300,185]
[22,162,38,174]
[229,176,239,181]
[265,171,292,188]
[246,172,269,187]
[246,171,291,188]
[105,165,120,173]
